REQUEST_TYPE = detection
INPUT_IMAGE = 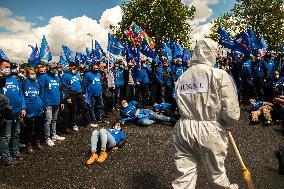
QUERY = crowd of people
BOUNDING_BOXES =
[0,48,283,167]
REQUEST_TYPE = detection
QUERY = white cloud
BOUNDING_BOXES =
[0,6,123,62]
[36,16,45,21]
[182,0,218,43]
[0,7,33,32]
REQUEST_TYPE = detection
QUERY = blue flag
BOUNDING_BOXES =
[141,41,157,59]
[95,40,106,60]
[182,48,191,62]
[107,33,124,55]
[75,52,84,65]
[247,28,261,53]
[260,34,267,51]
[172,42,183,58]
[62,45,75,62]
[234,32,251,55]
[0,49,9,61]
[217,28,235,49]
[39,35,52,62]
[162,43,172,61]
[59,55,68,67]
[28,44,41,67]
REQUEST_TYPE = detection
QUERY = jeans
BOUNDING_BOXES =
[44,105,59,139]
[113,87,122,109]
[90,95,104,121]
[91,129,116,152]
[137,110,171,126]
[0,116,20,161]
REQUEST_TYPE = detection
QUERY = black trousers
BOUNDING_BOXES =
[90,95,104,121]
[136,83,149,107]
[23,116,44,144]
[64,93,91,128]
[253,78,265,101]
[125,84,136,102]
[151,83,163,104]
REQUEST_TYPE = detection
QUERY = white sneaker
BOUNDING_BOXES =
[73,125,79,131]
[46,138,55,146]
[52,135,66,141]
[230,184,239,189]
[88,123,98,128]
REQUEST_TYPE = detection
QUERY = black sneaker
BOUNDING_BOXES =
[4,159,20,166]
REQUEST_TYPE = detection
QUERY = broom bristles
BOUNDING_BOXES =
[242,167,256,189]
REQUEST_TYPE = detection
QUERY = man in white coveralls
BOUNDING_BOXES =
[172,39,240,189]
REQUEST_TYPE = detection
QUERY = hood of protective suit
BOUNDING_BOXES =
[191,38,218,67]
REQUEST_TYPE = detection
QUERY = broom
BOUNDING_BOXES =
[228,131,256,189]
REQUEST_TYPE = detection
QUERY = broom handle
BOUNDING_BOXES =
[228,131,246,169]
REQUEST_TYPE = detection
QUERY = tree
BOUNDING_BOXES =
[208,0,284,52]
[110,0,196,49]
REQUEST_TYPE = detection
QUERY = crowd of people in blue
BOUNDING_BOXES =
[0,41,283,166]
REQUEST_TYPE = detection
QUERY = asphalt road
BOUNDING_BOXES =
[0,109,284,189]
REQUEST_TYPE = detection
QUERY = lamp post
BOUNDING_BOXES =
[87,33,94,50]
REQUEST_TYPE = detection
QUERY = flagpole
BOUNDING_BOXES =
[87,33,94,50]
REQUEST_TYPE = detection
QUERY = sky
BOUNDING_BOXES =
[0,0,235,62]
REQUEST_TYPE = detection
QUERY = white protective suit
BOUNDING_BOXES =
[172,39,240,189]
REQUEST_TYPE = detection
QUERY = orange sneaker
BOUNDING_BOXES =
[97,151,108,163]
[86,153,98,165]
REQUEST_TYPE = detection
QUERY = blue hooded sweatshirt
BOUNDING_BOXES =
[23,79,44,117]
[251,59,269,79]
[120,101,148,121]
[38,73,61,106]
[135,64,152,84]
[264,59,275,78]
[173,65,187,81]
[240,59,252,78]
[83,71,102,97]
[0,76,26,114]
[61,72,82,93]
[111,67,124,87]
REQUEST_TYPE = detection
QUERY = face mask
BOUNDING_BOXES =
[114,67,118,70]
[37,72,44,77]
[11,69,18,74]
[1,68,11,77]
[71,70,77,74]
[122,103,128,108]
[49,69,56,75]
[113,124,121,130]
[93,69,99,72]
[29,75,36,81]
[257,57,261,61]
[177,62,182,66]
[120,65,124,69]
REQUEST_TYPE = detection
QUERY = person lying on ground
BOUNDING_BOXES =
[119,99,176,126]
[86,122,126,165]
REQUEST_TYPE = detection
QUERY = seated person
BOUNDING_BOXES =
[86,122,126,165]
[119,99,176,126]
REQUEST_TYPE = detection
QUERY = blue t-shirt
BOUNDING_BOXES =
[108,128,126,145]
